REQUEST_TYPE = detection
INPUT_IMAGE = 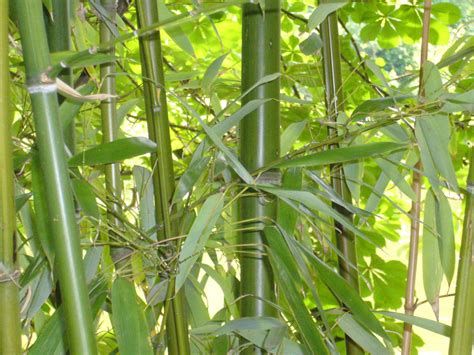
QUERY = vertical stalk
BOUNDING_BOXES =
[320,8,363,355]
[14,1,96,353]
[99,0,129,268]
[402,1,431,353]
[240,1,280,353]
[46,0,75,151]
[135,1,189,354]
[449,147,474,354]
[0,0,22,352]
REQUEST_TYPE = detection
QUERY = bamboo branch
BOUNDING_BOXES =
[0,0,22,352]
[320,7,363,355]
[13,0,97,352]
[136,0,190,353]
[449,147,474,354]
[402,1,431,354]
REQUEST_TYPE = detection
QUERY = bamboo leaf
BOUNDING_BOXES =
[375,157,416,200]
[299,33,322,55]
[351,95,413,120]
[416,114,458,191]
[434,191,455,284]
[280,120,307,156]
[421,61,444,102]
[173,157,210,203]
[338,313,390,355]
[58,83,95,130]
[71,179,100,220]
[277,168,302,234]
[111,278,153,355]
[308,1,347,30]
[423,189,443,317]
[377,311,451,337]
[133,166,156,240]
[202,53,228,92]
[69,137,157,166]
[176,193,224,292]
[275,142,406,169]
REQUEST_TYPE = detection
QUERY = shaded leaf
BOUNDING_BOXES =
[280,120,307,156]
[308,1,347,30]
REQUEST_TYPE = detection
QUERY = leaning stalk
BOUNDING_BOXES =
[14,1,96,353]
[0,0,22,352]
[136,1,190,353]
[320,8,363,355]
[99,0,129,270]
[449,147,474,354]
[240,1,280,353]
[402,1,431,353]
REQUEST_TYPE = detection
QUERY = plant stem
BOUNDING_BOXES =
[240,1,280,353]
[46,0,75,151]
[99,0,130,270]
[136,1,189,353]
[402,2,431,354]
[0,0,22,352]
[449,147,474,354]
[14,1,96,353]
[320,8,363,355]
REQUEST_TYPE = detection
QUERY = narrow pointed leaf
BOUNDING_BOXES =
[434,192,455,284]
[202,53,227,92]
[308,1,347,30]
[377,311,451,337]
[280,120,307,156]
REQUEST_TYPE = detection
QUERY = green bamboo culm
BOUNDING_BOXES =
[320,7,364,355]
[449,147,474,355]
[135,0,190,353]
[240,1,280,352]
[0,0,22,352]
[14,1,97,353]
[99,0,130,270]
[45,0,75,151]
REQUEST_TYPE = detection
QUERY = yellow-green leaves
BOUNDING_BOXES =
[111,278,153,355]
[176,193,224,292]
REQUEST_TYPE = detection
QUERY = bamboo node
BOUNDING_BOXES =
[27,74,57,94]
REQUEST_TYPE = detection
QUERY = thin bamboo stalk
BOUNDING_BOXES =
[99,0,130,269]
[0,0,22,352]
[240,2,280,353]
[46,0,75,151]
[449,147,474,354]
[14,1,96,353]
[402,2,431,353]
[135,1,189,353]
[320,9,363,355]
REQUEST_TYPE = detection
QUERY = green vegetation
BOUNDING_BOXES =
[1,0,472,354]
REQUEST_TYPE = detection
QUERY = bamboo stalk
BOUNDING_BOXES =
[0,0,22,352]
[46,0,75,151]
[320,8,363,355]
[14,1,96,353]
[449,147,474,354]
[402,2,431,353]
[240,2,280,353]
[135,1,189,353]
[99,0,130,269]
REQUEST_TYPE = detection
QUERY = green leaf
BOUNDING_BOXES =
[117,98,140,127]
[176,193,224,292]
[71,179,99,220]
[421,61,444,102]
[173,157,210,203]
[275,142,406,169]
[308,1,347,30]
[133,166,156,240]
[157,0,195,56]
[351,95,413,120]
[432,3,461,25]
[338,313,390,355]
[111,278,153,355]
[280,120,307,156]
[375,157,415,200]
[377,311,451,337]
[265,227,328,354]
[415,114,458,191]
[69,137,157,166]
[422,189,443,313]
[58,83,95,131]
[202,53,228,92]
[434,191,455,284]
[299,33,322,55]
[277,168,302,234]
[441,90,474,114]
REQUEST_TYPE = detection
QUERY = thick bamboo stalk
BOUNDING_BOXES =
[99,0,129,269]
[135,1,189,353]
[14,1,96,353]
[449,147,474,354]
[46,0,75,151]
[240,2,280,353]
[320,9,363,355]
[402,2,431,353]
[0,0,22,352]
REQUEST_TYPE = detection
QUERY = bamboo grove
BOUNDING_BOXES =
[0,0,472,354]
